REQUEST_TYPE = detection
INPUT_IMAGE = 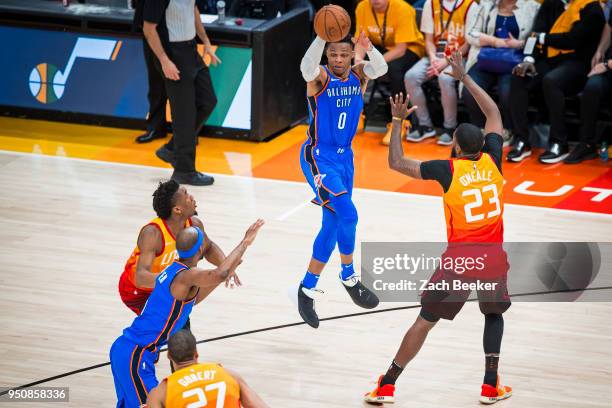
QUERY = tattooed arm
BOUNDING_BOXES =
[387,93,421,179]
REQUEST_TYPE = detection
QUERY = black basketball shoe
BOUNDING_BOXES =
[341,274,379,309]
[298,283,321,328]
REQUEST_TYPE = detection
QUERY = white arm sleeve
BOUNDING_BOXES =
[300,36,326,82]
[363,46,388,79]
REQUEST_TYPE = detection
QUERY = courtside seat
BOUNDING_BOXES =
[361,5,611,143]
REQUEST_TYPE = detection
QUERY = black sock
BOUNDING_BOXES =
[484,354,499,386]
[483,313,504,387]
[381,360,403,387]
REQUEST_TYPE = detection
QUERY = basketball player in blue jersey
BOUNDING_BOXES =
[297,32,389,328]
[110,220,263,408]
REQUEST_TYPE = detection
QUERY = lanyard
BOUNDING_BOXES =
[438,0,461,39]
[483,3,496,34]
[371,4,390,47]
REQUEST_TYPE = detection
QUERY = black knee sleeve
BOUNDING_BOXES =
[420,308,440,323]
[483,313,504,354]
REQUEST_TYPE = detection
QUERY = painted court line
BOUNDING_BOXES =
[1,150,610,219]
[1,285,610,396]
[276,200,311,221]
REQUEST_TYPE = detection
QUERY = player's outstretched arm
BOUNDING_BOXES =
[300,36,328,96]
[189,220,264,300]
[352,31,388,83]
[445,50,503,136]
[134,225,163,288]
[146,380,166,408]
[388,93,421,179]
[226,368,269,408]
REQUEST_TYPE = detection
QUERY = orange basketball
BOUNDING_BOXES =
[313,5,351,43]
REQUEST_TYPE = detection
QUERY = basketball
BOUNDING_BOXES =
[313,5,351,43]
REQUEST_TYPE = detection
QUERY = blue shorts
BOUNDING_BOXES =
[110,335,159,408]
[300,142,354,212]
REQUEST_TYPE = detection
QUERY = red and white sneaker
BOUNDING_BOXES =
[480,376,512,404]
[364,375,395,404]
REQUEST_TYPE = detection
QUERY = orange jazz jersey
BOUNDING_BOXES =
[443,153,504,242]
[118,217,192,314]
[165,363,241,408]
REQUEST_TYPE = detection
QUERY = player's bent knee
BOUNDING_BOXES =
[419,308,440,323]
[340,210,358,227]
[479,301,511,315]
[333,197,358,226]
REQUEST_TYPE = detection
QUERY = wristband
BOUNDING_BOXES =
[392,116,403,122]
[523,56,535,64]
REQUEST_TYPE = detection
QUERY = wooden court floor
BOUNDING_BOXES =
[0,151,611,407]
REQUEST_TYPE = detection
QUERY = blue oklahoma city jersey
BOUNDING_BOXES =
[110,261,198,407]
[123,261,196,350]
[308,66,363,147]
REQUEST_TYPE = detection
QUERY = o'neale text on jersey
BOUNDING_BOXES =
[459,170,493,187]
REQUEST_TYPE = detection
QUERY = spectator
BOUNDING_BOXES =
[462,0,540,145]
[144,0,220,185]
[507,0,605,164]
[133,0,169,144]
[405,0,479,145]
[355,0,425,145]
[565,3,611,163]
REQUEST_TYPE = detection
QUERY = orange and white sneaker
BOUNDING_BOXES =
[480,376,512,404]
[364,375,395,404]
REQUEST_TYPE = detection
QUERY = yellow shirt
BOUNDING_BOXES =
[431,0,475,47]
[355,0,425,58]
[165,363,241,408]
